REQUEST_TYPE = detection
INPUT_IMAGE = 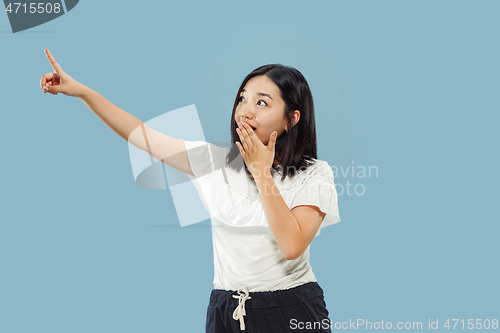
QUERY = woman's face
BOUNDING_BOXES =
[234,75,288,146]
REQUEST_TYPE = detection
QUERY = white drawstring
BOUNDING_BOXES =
[232,288,252,331]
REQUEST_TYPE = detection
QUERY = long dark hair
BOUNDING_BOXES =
[226,64,318,182]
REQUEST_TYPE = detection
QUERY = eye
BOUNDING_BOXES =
[238,96,267,106]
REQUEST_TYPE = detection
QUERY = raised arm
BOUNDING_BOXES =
[41,48,194,177]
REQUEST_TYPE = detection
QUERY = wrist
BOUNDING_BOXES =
[254,167,272,184]
[76,84,93,99]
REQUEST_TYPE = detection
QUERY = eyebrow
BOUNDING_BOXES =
[241,88,273,100]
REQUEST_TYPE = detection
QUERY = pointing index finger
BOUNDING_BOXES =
[45,47,63,73]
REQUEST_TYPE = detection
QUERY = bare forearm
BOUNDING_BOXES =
[255,169,301,259]
[78,86,143,142]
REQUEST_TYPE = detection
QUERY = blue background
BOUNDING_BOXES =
[1,0,499,332]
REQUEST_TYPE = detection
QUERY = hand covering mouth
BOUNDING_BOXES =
[241,122,257,131]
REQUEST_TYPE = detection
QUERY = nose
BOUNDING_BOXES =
[238,103,255,121]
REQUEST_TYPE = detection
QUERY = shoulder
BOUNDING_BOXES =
[279,159,333,191]
[180,140,231,156]
[180,140,232,177]
[299,159,333,181]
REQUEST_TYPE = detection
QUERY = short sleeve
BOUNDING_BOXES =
[179,139,230,179]
[176,140,234,225]
[290,161,341,237]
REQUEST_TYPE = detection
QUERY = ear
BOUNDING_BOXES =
[292,110,301,127]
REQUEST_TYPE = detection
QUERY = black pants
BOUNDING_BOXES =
[205,282,332,333]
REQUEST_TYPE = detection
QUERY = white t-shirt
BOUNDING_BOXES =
[180,139,341,292]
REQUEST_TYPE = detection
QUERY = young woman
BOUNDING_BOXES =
[40,48,341,333]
